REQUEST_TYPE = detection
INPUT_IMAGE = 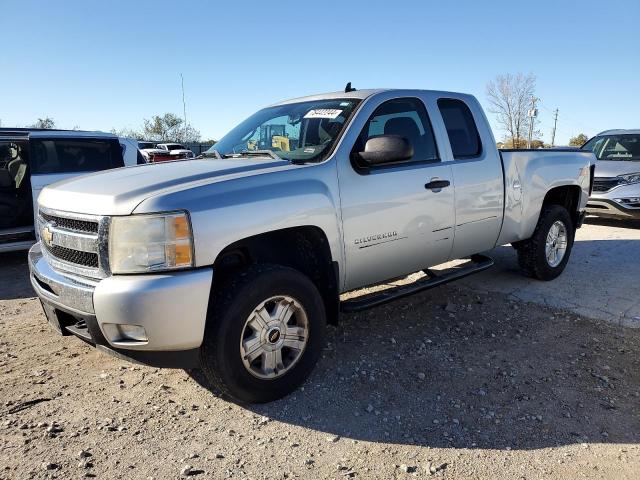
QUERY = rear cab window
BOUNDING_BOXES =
[30,138,124,174]
[437,98,482,159]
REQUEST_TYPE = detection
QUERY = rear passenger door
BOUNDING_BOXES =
[337,96,455,290]
[29,137,124,209]
[436,98,503,258]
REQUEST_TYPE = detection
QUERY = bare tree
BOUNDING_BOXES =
[486,73,536,149]
[110,127,144,140]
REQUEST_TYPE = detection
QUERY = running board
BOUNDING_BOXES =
[0,226,35,242]
[340,254,494,313]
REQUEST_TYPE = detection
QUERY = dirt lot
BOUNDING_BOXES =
[1,222,639,479]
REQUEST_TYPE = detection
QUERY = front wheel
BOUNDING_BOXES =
[516,205,575,280]
[200,264,326,403]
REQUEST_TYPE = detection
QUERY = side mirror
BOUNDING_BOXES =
[358,135,413,165]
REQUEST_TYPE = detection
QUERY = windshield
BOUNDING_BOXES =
[165,144,186,150]
[582,134,640,161]
[207,98,361,162]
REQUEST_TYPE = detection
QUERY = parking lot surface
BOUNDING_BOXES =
[446,217,640,328]
[0,221,639,479]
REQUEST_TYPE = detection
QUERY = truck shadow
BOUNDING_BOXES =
[3,231,639,450]
[584,216,640,230]
[0,251,33,300]
[191,283,640,451]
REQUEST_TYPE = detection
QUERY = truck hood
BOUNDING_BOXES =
[38,158,293,216]
[594,160,640,177]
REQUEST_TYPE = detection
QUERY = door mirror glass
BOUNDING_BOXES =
[359,135,413,165]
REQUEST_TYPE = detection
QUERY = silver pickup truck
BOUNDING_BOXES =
[28,88,595,402]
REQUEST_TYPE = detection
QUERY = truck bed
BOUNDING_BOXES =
[497,148,593,246]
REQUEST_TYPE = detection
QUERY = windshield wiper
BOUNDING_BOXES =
[209,149,308,165]
[232,149,282,160]
[196,149,222,159]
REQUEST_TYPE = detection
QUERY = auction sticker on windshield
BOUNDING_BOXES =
[304,109,343,119]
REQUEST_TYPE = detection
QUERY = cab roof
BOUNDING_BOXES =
[269,88,474,107]
[595,129,640,136]
[269,89,387,106]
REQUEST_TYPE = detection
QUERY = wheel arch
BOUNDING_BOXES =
[541,184,582,228]
[212,226,340,324]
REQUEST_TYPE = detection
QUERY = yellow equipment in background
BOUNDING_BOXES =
[271,135,290,152]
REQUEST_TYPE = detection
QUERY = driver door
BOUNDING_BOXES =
[337,96,455,290]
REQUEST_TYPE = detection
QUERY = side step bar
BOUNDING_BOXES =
[340,254,494,313]
[0,239,36,253]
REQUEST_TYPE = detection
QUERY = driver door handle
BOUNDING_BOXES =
[425,179,450,190]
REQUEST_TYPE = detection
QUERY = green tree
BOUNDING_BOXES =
[32,117,56,129]
[569,133,589,147]
[142,113,200,143]
[500,138,547,149]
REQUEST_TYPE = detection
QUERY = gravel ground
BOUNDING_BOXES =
[1,240,639,479]
[448,217,640,328]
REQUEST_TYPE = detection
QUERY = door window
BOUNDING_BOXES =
[353,97,439,165]
[30,139,124,174]
[437,98,482,159]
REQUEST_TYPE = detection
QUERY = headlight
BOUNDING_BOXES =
[109,212,194,274]
[619,172,640,184]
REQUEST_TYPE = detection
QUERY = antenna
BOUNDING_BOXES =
[345,82,356,93]
[181,73,187,140]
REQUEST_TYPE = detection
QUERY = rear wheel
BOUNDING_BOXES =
[200,264,326,403]
[516,205,575,280]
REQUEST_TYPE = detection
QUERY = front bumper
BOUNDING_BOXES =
[587,182,640,219]
[28,243,213,368]
[586,198,640,220]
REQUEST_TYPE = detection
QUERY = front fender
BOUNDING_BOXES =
[133,162,344,275]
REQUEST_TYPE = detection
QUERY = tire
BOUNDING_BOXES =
[516,205,575,281]
[200,264,326,403]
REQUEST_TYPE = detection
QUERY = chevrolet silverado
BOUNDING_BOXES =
[28,88,595,402]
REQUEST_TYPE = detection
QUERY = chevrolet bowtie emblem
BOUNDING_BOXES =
[41,224,54,247]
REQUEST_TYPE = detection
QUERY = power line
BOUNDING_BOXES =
[537,99,597,133]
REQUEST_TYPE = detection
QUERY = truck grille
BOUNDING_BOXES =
[43,244,99,268]
[592,177,622,193]
[37,208,107,278]
[40,212,98,234]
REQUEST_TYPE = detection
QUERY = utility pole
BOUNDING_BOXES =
[527,97,538,149]
[180,73,187,141]
[550,108,559,147]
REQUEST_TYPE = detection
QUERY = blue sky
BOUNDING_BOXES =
[2,0,639,144]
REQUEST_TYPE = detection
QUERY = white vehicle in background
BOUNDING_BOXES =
[156,142,195,159]
[0,129,142,252]
[138,141,166,163]
[583,129,640,220]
